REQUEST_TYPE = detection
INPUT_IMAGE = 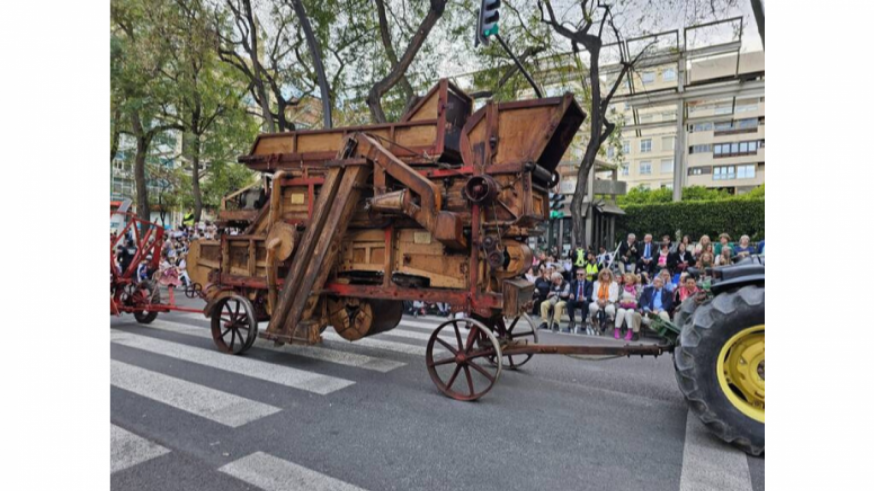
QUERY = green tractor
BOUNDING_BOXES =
[655,255,765,456]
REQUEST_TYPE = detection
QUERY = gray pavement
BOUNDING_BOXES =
[110,302,764,491]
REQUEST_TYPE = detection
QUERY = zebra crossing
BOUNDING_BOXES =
[110,313,450,487]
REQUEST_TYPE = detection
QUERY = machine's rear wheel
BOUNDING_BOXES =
[425,318,502,401]
[488,315,538,369]
[673,284,765,456]
[210,295,258,355]
[133,282,160,324]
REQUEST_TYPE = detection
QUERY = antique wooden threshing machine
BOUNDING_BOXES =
[182,80,670,401]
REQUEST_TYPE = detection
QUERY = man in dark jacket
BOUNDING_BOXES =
[634,276,673,339]
[532,268,552,317]
[566,269,592,333]
[617,233,639,274]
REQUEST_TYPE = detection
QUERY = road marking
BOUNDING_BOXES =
[321,332,442,357]
[679,410,753,491]
[111,331,354,395]
[147,320,405,373]
[220,451,367,491]
[111,361,281,428]
[110,424,170,473]
[375,326,455,343]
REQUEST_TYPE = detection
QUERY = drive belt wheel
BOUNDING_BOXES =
[673,284,764,456]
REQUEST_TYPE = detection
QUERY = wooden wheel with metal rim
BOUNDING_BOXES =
[488,314,538,369]
[210,295,258,355]
[184,282,202,299]
[425,317,502,401]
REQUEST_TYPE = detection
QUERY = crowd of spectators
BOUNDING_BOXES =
[112,221,222,291]
[527,232,763,340]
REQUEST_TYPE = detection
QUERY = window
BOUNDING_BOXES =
[713,141,760,158]
[692,122,713,132]
[641,72,655,84]
[715,103,733,115]
[714,144,723,156]
[622,140,630,154]
[662,68,677,82]
[621,165,629,176]
[738,118,758,128]
[714,121,732,131]
[739,142,748,153]
[639,161,652,175]
[607,146,615,158]
[736,98,759,113]
[660,159,674,174]
[690,168,704,176]
[662,136,675,151]
[737,165,756,179]
[713,166,736,180]
[640,113,654,123]
[640,139,652,153]
[690,144,712,154]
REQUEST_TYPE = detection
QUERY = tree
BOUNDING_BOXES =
[539,0,651,247]
[112,0,182,221]
[365,0,448,123]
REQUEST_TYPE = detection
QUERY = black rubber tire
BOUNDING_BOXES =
[673,284,765,456]
[673,296,698,330]
[133,283,160,324]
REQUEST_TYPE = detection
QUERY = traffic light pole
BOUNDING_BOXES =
[494,34,543,99]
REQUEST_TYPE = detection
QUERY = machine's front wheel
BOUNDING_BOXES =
[425,317,502,401]
[210,295,258,355]
[673,285,765,456]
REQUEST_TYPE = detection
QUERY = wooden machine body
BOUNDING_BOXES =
[188,80,585,345]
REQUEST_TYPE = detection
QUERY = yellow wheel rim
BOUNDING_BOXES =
[717,324,765,423]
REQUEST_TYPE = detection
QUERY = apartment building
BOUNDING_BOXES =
[607,51,765,194]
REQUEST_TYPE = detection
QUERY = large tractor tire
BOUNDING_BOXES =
[673,284,764,456]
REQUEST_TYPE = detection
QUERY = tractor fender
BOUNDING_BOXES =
[710,275,765,295]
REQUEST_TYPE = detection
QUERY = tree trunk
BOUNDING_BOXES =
[572,45,603,248]
[191,135,203,222]
[240,0,275,133]
[130,110,151,222]
[366,0,447,123]
[111,106,121,162]
[375,0,414,104]
[288,0,332,128]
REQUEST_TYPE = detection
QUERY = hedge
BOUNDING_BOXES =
[616,198,764,244]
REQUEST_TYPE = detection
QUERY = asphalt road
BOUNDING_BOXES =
[110,298,764,491]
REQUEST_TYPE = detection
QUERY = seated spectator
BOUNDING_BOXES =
[583,251,600,282]
[532,268,552,315]
[733,235,754,259]
[668,242,694,275]
[694,235,712,259]
[757,238,765,255]
[657,268,677,293]
[618,233,639,274]
[538,272,570,331]
[637,234,657,276]
[567,269,592,334]
[674,274,699,309]
[634,276,673,336]
[524,267,538,283]
[714,233,731,256]
[615,273,642,340]
[588,269,619,335]
[655,242,671,272]
[696,250,716,270]
[596,245,613,268]
[715,245,733,266]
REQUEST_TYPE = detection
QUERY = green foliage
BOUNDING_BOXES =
[616,185,733,206]
[616,198,765,245]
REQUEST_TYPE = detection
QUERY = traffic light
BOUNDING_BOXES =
[476,0,501,46]
[549,192,565,219]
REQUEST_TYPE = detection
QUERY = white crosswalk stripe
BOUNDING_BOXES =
[110,424,171,473]
[111,360,281,428]
[111,330,355,395]
[146,320,405,373]
[220,451,367,491]
[679,410,753,491]
[321,331,441,357]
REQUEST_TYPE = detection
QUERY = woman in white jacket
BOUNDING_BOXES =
[589,269,619,334]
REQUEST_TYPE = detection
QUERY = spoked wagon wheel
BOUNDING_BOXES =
[488,314,538,370]
[184,282,202,299]
[132,282,160,324]
[210,295,258,355]
[425,318,502,401]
